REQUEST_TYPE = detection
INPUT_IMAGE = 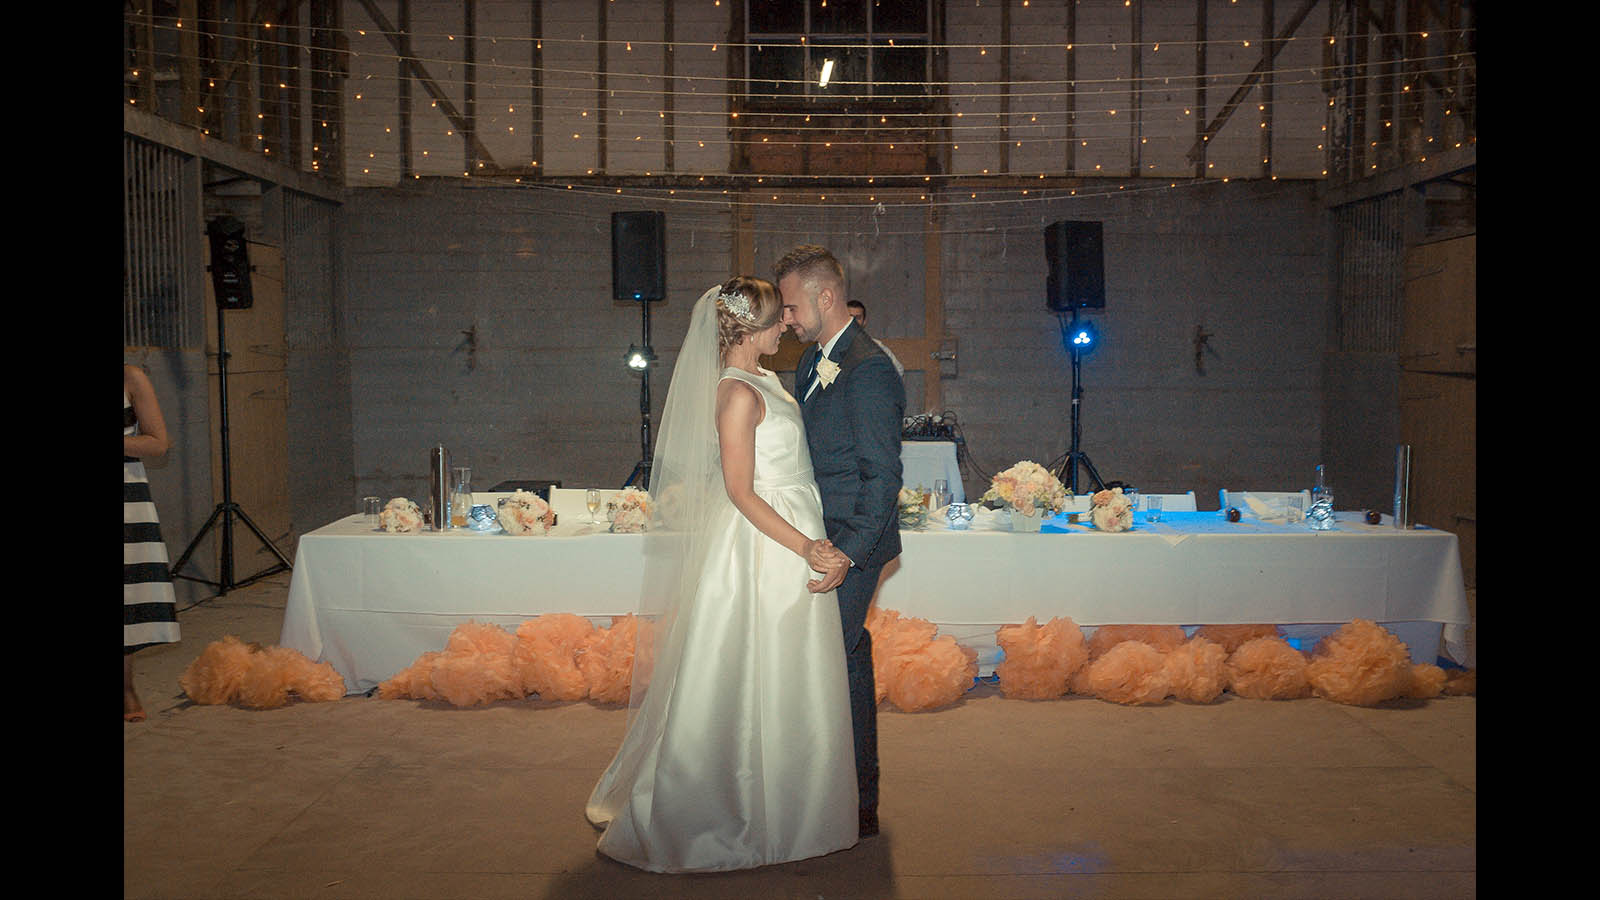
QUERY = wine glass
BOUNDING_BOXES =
[586,489,603,525]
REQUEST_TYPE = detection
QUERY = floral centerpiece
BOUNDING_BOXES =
[609,487,653,533]
[980,461,1070,519]
[898,486,929,529]
[379,498,424,533]
[1089,487,1135,533]
[497,489,555,536]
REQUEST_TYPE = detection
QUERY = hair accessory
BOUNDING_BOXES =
[717,288,756,323]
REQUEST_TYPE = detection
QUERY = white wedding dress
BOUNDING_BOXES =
[585,366,859,873]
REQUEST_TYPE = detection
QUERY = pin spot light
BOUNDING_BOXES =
[1062,317,1097,355]
[625,344,656,372]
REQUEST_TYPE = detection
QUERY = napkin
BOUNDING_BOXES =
[1241,493,1301,524]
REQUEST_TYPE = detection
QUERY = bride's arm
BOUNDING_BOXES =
[716,380,841,567]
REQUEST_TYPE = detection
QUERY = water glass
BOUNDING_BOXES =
[1145,495,1162,523]
[933,479,951,509]
[1284,496,1304,523]
[363,496,382,527]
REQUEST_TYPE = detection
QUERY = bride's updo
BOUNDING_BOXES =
[715,275,781,359]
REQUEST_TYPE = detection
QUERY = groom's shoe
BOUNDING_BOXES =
[858,807,879,837]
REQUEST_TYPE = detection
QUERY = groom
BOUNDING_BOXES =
[775,244,906,838]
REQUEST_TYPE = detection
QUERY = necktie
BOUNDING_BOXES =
[799,347,821,398]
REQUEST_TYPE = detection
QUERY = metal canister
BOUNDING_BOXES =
[429,444,450,531]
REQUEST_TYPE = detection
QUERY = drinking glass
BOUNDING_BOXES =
[363,496,382,528]
[586,489,603,524]
[933,479,951,509]
[1145,495,1163,523]
[1285,496,1304,523]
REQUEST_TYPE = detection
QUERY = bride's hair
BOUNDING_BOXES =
[715,275,781,359]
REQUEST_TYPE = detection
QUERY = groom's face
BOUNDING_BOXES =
[778,273,823,343]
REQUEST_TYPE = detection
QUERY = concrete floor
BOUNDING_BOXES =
[124,576,1476,899]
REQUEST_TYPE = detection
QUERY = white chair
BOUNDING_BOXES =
[1218,489,1311,515]
[1137,491,1197,511]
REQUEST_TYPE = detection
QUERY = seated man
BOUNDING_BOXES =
[846,300,905,377]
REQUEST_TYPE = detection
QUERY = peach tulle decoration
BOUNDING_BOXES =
[884,638,977,712]
[378,650,444,701]
[1225,636,1310,700]
[1194,624,1281,654]
[578,615,639,705]
[181,636,348,708]
[1076,641,1171,705]
[1442,668,1476,696]
[995,616,1088,700]
[1086,624,1187,659]
[1305,619,1413,706]
[427,623,522,708]
[865,607,940,704]
[1405,662,1447,699]
[515,614,596,701]
[179,635,257,705]
[1163,637,1230,704]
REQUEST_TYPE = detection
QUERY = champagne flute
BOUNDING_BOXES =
[586,489,603,525]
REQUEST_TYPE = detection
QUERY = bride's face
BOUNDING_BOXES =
[750,320,784,356]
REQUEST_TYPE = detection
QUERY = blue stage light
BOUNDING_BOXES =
[1063,317,1097,354]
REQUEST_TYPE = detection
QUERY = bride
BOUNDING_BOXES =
[584,277,860,872]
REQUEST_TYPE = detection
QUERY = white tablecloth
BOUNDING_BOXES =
[281,510,1470,693]
[900,441,963,501]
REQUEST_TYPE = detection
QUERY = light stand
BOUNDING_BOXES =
[169,220,293,601]
[623,300,654,487]
[1052,308,1106,495]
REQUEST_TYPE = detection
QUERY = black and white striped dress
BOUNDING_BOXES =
[125,390,180,652]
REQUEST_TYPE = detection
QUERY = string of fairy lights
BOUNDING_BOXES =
[124,6,1474,210]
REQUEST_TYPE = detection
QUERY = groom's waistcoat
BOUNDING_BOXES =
[798,322,906,571]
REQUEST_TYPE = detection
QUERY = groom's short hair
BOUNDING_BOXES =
[773,245,845,297]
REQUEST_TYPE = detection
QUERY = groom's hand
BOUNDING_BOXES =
[806,556,850,593]
[803,538,847,573]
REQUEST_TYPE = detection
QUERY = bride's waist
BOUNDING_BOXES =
[751,469,816,491]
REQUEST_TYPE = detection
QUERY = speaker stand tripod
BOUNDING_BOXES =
[169,309,293,602]
[1052,311,1106,495]
[623,299,654,488]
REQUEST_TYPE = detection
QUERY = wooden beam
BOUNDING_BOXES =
[466,0,478,173]
[398,0,412,178]
[1260,0,1274,178]
[353,0,499,170]
[663,0,674,171]
[531,0,543,169]
[124,104,344,204]
[1193,0,1206,178]
[597,0,607,173]
[180,0,201,128]
[1065,1,1077,173]
[1185,0,1319,164]
[1130,0,1142,177]
[921,200,944,414]
[999,0,1011,174]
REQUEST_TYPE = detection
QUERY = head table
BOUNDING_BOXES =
[278,506,1469,695]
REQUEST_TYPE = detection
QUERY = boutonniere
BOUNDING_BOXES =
[815,356,841,389]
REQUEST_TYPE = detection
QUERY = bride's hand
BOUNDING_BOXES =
[802,538,846,572]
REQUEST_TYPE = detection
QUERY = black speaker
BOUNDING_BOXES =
[1044,220,1105,311]
[207,217,254,310]
[612,211,666,301]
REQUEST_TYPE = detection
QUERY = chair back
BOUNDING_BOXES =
[1218,489,1311,515]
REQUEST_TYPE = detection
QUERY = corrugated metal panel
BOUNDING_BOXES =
[284,191,341,344]
[1334,193,1403,353]
[124,136,198,348]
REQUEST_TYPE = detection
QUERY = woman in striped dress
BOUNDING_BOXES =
[125,364,180,722]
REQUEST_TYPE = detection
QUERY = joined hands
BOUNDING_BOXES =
[802,538,851,593]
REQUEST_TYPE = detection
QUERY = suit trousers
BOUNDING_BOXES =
[836,561,881,813]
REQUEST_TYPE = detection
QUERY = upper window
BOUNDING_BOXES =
[746,0,933,107]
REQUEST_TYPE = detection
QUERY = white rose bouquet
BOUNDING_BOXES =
[498,489,555,536]
[1089,487,1135,533]
[379,498,425,533]
[609,487,653,533]
[980,461,1070,517]
[898,486,929,529]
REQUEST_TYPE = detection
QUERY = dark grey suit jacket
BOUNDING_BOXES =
[797,321,906,571]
